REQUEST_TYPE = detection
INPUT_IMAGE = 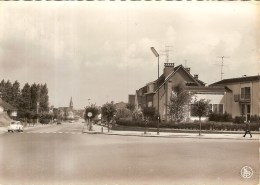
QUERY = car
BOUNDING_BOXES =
[7,121,24,132]
[57,122,61,125]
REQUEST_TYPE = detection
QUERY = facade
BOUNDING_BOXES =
[132,63,227,122]
[210,75,260,121]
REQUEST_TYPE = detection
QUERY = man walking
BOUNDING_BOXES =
[243,120,252,138]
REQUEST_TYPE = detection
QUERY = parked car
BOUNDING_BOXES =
[7,121,24,132]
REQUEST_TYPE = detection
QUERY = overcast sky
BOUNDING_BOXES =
[0,2,259,109]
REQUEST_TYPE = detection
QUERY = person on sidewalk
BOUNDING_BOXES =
[243,120,252,138]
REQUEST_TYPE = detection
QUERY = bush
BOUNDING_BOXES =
[132,109,143,121]
[233,116,245,124]
[143,107,156,120]
[208,112,232,122]
[250,115,260,123]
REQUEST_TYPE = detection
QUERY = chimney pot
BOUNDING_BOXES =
[185,68,190,73]
[163,63,175,77]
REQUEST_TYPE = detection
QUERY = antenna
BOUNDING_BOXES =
[184,59,188,68]
[216,56,229,80]
[160,45,173,63]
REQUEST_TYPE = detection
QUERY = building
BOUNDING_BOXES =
[210,75,260,121]
[132,63,227,122]
[0,98,18,117]
[58,97,75,120]
[128,95,135,107]
[114,102,127,110]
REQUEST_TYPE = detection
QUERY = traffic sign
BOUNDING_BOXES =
[87,112,93,118]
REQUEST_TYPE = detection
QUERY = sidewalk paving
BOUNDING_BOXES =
[83,124,259,140]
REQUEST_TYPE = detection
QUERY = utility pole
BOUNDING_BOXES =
[217,56,229,80]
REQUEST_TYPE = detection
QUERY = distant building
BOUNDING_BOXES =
[128,95,135,106]
[58,97,75,120]
[115,102,127,110]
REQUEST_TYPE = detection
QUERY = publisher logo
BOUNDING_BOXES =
[241,166,253,179]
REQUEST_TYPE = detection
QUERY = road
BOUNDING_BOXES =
[0,120,258,185]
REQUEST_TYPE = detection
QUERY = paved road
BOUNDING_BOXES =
[0,120,258,185]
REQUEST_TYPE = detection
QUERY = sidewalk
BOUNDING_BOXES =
[83,124,259,140]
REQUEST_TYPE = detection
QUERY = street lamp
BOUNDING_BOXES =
[150,47,160,135]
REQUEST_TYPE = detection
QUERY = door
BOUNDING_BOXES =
[241,104,251,122]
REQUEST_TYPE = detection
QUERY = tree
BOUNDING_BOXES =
[30,83,40,112]
[115,108,132,121]
[20,83,31,112]
[191,99,211,136]
[168,83,193,122]
[101,102,116,132]
[0,80,5,98]
[39,84,49,112]
[11,81,21,108]
[126,103,135,112]
[2,80,12,103]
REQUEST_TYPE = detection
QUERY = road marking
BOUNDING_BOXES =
[24,131,82,135]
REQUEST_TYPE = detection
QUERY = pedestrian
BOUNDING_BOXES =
[243,120,252,138]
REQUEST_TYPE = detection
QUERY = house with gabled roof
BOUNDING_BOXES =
[210,75,260,121]
[0,98,18,117]
[132,63,227,122]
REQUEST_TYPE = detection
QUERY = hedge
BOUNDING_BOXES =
[115,119,260,131]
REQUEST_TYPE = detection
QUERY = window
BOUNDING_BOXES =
[148,101,152,107]
[213,104,218,114]
[241,87,251,100]
[190,103,224,116]
[208,104,224,114]
[219,104,224,114]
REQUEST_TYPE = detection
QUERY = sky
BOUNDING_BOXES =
[0,1,259,109]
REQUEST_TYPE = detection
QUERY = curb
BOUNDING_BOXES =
[82,130,258,140]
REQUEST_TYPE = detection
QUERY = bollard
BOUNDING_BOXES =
[101,127,103,133]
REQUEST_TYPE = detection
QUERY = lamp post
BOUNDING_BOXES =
[150,47,160,135]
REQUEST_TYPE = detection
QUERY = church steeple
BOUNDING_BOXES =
[69,97,73,109]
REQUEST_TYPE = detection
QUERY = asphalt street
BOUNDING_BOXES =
[0,120,258,185]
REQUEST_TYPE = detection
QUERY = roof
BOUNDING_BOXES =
[0,98,17,111]
[155,65,201,92]
[210,75,260,86]
[185,86,231,93]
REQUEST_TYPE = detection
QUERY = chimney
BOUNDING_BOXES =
[164,63,175,77]
[185,68,190,73]
[194,74,198,79]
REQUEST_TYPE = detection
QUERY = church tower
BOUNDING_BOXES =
[69,97,73,109]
